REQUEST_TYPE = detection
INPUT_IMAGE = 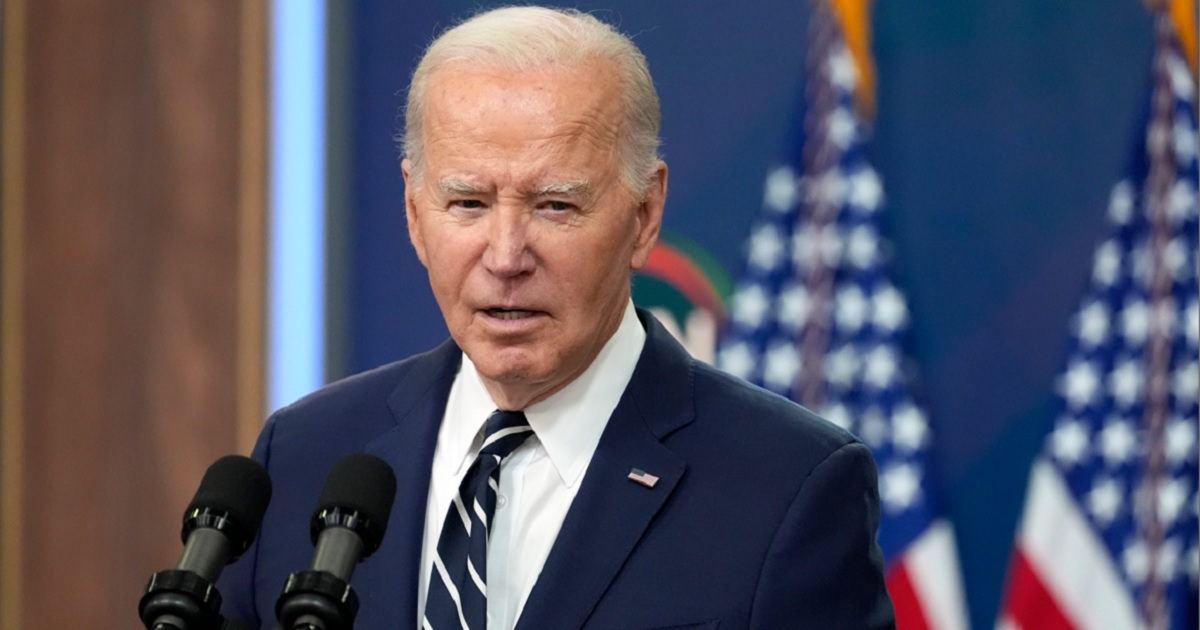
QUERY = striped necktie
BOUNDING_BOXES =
[424,410,533,630]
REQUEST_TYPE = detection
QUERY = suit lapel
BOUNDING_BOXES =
[358,341,461,629]
[516,311,695,629]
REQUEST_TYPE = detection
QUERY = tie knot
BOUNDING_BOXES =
[480,410,532,459]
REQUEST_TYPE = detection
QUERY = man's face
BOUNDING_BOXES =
[402,60,666,409]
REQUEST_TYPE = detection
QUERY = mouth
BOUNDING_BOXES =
[485,307,540,320]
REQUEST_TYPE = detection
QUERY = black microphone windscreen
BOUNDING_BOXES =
[314,451,398,525]
[314,453,397,540]
[185,454,273,550]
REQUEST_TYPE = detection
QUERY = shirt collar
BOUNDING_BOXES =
[449,300,646,486]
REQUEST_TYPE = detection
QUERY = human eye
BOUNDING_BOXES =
[533,198,583,224]
[449,198,486,212]
[532,182,588,217]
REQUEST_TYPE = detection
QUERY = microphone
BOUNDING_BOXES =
[276,453,397,630]
[139,454,273,630]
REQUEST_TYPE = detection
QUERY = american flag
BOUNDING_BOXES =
[627,468,661,488]
[716,4,969,628]
[997,15,1199,630]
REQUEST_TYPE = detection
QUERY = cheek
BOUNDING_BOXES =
[423,235,476,296]
[555,242,631,305]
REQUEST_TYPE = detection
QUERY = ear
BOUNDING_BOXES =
[630,160,668,271]
[402,158,429,267]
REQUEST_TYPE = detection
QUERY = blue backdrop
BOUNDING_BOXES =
[331,2,1154,626]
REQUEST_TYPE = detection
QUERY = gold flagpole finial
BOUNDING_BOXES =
[826,0,877,120]
[1145,0,1198,76]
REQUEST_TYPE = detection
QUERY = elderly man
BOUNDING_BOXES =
[220,6,894,629]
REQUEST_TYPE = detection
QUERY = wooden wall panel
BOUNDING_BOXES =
[2,1,266,628]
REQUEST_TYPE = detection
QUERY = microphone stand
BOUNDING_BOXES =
[140,568,222,630]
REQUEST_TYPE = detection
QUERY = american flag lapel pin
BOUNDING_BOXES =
[627,468,660,488]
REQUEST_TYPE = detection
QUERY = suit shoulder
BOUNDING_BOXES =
[689,360,860,457]
[269,341,459,434]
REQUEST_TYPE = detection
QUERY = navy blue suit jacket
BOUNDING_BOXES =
[219,310,895,629]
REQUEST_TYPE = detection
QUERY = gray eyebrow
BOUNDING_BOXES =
[438,178,485,195]
[436,178,592,197]
[533,180,591,196]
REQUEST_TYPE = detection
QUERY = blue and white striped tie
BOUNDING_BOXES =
[424,410,533,630]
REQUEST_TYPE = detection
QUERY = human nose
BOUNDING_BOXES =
[481,205,534,277]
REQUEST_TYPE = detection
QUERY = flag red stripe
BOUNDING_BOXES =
[1002,548,1078,630]
[886,563,932,630]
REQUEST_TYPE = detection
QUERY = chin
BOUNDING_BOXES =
[469,347,545,383]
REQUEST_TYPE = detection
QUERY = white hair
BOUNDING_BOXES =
[402,6,662,196]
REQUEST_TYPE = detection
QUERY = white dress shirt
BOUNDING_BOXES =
[417,301,646,629]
